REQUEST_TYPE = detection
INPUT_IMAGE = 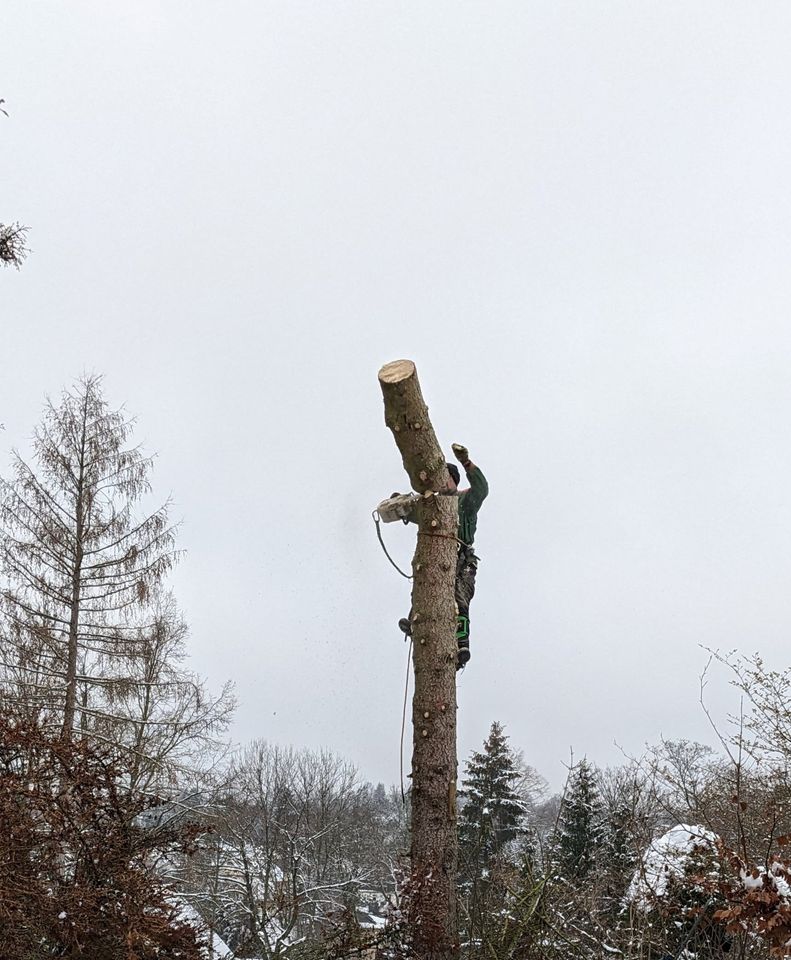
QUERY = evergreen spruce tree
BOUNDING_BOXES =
[459,721,527,877]
[458,722,529,952]
[556,758,604,879]
[601,800,637,893]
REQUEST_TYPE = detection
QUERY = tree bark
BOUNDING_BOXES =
[378,359,459,960]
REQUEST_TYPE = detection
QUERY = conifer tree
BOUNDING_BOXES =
[0,377,177,736]
[0,376,232,787]
[555,758,604,879]
[457,723,529,954]
[459,721,527,876]
[601,800,638,893]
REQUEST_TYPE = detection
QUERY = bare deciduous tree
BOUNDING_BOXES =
[185,741,379,958]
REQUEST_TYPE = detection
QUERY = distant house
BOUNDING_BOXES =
[355,894,388,931]
[177,900,235,959]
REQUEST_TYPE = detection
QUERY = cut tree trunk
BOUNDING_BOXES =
[379,359,459,960]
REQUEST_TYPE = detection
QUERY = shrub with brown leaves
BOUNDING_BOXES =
[710,841,791,957]
[0,710,205,959]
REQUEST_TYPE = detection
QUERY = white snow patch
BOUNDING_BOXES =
[627,824,718,910]
[738,860,791,901]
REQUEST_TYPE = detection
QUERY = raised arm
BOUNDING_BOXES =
[452,443,489,511]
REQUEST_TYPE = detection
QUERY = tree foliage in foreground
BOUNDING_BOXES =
[0,710,205,959]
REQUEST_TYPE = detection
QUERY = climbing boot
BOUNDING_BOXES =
[398,617,412,637]
[457,643,471,670]
[456,615,470,670]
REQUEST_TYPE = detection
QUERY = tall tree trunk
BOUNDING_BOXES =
[63,397,88,739]
[63,550,83,739]
[379,359,459,960]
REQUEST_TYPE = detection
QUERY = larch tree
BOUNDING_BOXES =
[92,590,235,793]
[0,376,232,787]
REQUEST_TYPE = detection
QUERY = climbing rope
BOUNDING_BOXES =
[372,509,413,804]
[372,510,413,580]
[400,637,413,806]
[425,531,465,545]
[373,509,467,803]
[372,509,466,575]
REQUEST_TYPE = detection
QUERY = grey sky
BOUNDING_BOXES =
[4,2,791,789]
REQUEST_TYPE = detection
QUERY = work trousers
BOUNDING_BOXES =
[455,543,478,620]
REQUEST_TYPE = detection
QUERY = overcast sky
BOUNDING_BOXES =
[4,2,791,790]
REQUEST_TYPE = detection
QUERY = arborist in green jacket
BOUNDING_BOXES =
[399,442,489,669]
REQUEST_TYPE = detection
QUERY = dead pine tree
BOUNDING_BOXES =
[379,359,460,960]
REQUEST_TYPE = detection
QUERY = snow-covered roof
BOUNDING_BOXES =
[176,901,234,959]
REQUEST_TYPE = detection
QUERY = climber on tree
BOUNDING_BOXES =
[379,443,489,669]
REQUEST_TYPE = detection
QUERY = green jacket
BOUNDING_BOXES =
[458,463,488,546]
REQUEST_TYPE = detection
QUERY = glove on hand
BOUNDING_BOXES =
[452,443,470,465]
